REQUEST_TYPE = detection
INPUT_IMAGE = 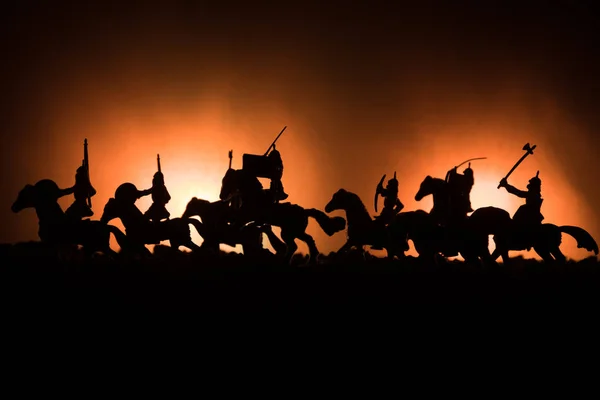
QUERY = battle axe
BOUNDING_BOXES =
[498,143,536,189]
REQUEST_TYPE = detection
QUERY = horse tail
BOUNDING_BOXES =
[186,218,206,239]
[306,208,346,236]
[559,225,599,255]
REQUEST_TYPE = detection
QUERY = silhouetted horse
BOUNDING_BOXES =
[11,179,129,258]
[182,197,287,258]
[219,168,346,264]
[415,175,599,263]
[324,189,414,259]
[101,183,205,252]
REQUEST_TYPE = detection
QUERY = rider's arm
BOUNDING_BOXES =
[395,198,404,212]
[137,188,153,198]
[504,183,528,198]
[59,186,75,197]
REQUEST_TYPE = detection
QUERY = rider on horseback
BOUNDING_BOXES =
[143,170,171,223]
[374,174,404,226]
[498,171,544,249]
[371,173,405,251]
[63,165,96,220]
[266,144,288,203]
[446,163,474,218]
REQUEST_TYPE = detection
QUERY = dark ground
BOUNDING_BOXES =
[2,242,600,318]
[3,242,600,373]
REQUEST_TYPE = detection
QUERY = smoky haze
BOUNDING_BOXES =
[1,2,599,259]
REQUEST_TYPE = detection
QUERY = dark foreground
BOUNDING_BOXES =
[2,242,600,320]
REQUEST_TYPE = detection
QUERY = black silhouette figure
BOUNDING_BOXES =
[241,126,289,204]
[11,179,129,258]
[143,154,171,223]
[325,189,413,260]
[498,171,544,249]
[266,144,288,202]
[371,172,404,250]
[101,182,205,252]
[220,167,345,264]
[182,196,287,258]
[491,160,598,263]
[415,175,508,264]
[446,163,475,217]
[63,139,96,220]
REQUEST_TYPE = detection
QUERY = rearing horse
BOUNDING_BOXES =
[11,179,129,258]
[101,183,206,252]
[219,168,346,264]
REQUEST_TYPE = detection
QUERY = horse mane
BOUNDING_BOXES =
[343,190,370,215]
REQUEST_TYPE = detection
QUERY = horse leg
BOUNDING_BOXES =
[551,246,567,264]
[534,246,555,264]
[280,230,298,265]
[296,232,319,265]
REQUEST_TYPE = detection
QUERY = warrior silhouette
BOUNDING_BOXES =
[446,163,475,218]
[498,171,544,247]
[374,173,404,226]
[267,144,288,202]
[143,170,171,223]
[371,172,404,251]
[63,165,96,220]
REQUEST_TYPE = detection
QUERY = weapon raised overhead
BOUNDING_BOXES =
[228,150,233,169]
[264,126,287,156]
[83,138,94,208]
[498,143,536,189]
[445,157,486,182]
[157,154,162,173]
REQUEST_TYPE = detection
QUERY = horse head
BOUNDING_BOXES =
[12,179,65,213]
[325,189,350,213]
[182,197,211,219]
[12,184,36,213]
[101,198,119,224]
[415,176,440,201]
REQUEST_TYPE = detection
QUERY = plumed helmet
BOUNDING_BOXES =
[528,171,541,187]
[463,163,473,176]
[115,182,139,203]
[387,172,399,188]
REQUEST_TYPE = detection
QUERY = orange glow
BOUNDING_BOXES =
[3,78,598,262]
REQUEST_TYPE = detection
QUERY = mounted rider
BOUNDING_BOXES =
[143,154,171,223]
[266,144,288,202]
[497,143,540,249]
[374,172,404,226]
[64,139,96,220]
[445,162,475,219]
[499,171,544,248]
[371,172,405,251]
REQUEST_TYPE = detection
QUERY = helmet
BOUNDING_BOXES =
[115,182,139,203]
[528,171,541,187]
[463,162,473,176]
[387,172,399,189]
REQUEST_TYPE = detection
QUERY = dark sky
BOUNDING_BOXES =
[2,1,599,257]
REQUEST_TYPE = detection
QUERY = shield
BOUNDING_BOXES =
[242,154,273,178]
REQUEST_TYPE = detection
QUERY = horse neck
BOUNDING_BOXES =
[35,202,66,225]
[118,203,148,229]
[345,194,373,228]
[429,179,450,214]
